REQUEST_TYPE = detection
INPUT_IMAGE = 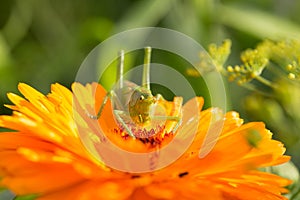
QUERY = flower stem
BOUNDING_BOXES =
[255,76,277,89]
[242,83,274,97]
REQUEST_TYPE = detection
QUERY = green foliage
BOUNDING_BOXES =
[0,189,14,200]
[14,194,37,200]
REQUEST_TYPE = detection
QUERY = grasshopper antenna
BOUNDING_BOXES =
[117,50,125,89]
[142,47,151,90]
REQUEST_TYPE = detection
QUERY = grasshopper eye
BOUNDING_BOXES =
[139,95,145,101]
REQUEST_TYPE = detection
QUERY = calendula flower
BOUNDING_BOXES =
[0,82,291,200]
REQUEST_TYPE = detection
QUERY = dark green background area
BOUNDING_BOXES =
[0,0,297,106]
[1,0,300,110]
[1,1,300,199]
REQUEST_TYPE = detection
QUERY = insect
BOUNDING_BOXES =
[88,47,182,139]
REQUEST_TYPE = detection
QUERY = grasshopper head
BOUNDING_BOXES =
[128,87,155,124]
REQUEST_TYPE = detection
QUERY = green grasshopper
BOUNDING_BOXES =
[88,47,182,139]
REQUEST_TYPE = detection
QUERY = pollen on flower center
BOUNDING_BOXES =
[124,122,165,138]
[111,121,172,147]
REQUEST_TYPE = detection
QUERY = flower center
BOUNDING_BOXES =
[112,121,172,147]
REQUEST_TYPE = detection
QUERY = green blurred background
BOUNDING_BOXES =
[1,0,300,178]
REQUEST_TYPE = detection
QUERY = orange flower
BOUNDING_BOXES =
[0,82,291,200]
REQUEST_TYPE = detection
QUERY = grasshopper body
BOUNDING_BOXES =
[89,47,182,139]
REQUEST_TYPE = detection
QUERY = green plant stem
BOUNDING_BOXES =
[255,76,277,89]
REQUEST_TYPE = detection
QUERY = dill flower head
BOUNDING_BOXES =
[219,39,300,87]
[0,82,291,200]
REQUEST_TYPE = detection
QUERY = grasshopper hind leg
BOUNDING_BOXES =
[86,90,137,139]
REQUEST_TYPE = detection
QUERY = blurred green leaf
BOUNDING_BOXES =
[291,183,300,200]
[220,4,300,40]
[0,33,10,68]
[116,0,173,31]
[0,189,14,200]
[2,0,34,48]
[14,194,37,200]
[80,17,113,43]
[0,189,37,200]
